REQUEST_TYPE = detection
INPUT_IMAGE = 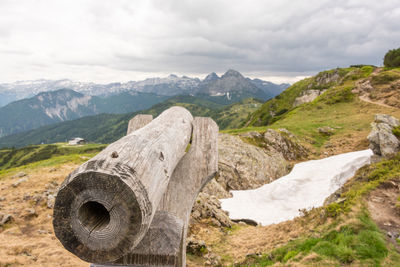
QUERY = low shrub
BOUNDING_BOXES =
[384,48,400,68]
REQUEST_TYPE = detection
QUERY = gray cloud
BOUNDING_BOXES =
[0,0,399,83]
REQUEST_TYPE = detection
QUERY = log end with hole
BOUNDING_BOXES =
[53,167,152,263]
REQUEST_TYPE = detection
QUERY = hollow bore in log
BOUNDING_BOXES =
[78,201,110,231]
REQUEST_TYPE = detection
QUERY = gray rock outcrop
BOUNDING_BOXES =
[262,129,309,161]
[318,126,335,136]
[368,114,400,157]
[314,69,342,86]
[215,133,289,193]
[294,89,326,107]
[192,132,294,226]
[191,193,232,228]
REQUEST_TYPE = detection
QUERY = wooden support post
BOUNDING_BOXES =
[127,114,153,135]
[53,107,193,263]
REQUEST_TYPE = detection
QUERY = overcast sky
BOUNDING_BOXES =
[0,0,399,84]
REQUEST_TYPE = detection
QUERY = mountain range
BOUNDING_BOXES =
[0,70,289,138]
[0,70,289,107]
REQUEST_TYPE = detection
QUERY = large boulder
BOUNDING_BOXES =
[368,114,400,157]
[192,133,291,226]
[215,133,289,193]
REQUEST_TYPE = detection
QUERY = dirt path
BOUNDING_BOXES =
[367,179,400,251]
[354,68,398,109]
[359,95,394,108]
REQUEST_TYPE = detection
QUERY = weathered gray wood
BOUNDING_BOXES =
[112,211,183,267]
[127,115,153,135]
[107,117,218,266]
[53,107,193,263]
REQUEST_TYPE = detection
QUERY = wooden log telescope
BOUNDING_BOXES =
[53,106,218,266]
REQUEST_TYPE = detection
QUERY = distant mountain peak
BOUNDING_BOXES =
[222,69,243,78]
[204,72,219,82]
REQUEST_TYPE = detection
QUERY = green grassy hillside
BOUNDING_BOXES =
[247,66,375,126]
[0,143,106,171]
[0,96,262,148]
[225,66,400,155]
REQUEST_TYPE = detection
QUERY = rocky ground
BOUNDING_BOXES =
[353,67,400,109]
[0,164,86,266]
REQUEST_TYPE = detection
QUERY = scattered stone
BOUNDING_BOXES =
[12,178,28,187]
[191,193,232,227]
[232,218,258,226]
[371,197,385,203]
[246,252,262,258]
[32,194,43,205]
[22,208,37,218]
[186,238,208,256]
[239,131,262,139]
[38,229,51,235]
[335,197,347,204]
[0,197,5,201]
[11,172,27,179]
[318,126,335,136]
[47,194,55,209]
[203,252,221,266]
[0,213,13,226]
[387,231,399,239]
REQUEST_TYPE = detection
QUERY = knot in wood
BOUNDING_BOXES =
[159,152,164,161]
[111,151,119,158]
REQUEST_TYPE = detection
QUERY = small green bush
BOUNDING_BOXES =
[320,86,355,105]
[371,72,400,85]
[384,48,400,67]
[393,126,400,139]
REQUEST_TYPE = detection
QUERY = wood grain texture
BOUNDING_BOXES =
[108,117,218,266]
[53,107,193,263]
[127,115,153,135]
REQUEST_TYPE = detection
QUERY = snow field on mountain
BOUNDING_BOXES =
[220,149,373,225]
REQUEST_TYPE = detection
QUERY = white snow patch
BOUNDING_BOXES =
[220,149,373,226]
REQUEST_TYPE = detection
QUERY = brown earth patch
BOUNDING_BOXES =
[0,165,87,267]
[187,212,331,266]
[367,179,400,251]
